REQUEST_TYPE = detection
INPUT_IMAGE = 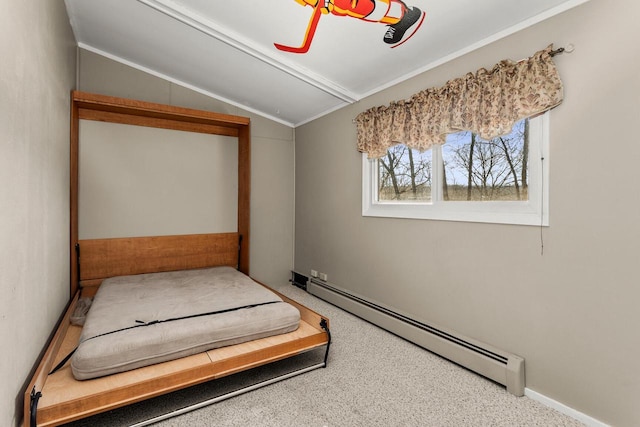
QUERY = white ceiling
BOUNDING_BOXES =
[65,0,587,127]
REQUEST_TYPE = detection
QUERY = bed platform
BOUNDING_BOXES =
[23,92,330,426]
[25,234,330,427]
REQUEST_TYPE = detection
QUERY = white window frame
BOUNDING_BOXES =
[362,113,549,226]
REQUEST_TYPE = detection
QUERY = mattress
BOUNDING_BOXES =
[71,266,300,380]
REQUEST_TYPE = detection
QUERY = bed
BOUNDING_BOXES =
[71,266,302,380]
[23,92,330,427]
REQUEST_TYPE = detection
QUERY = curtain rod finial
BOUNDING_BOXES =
[551,43,575,56]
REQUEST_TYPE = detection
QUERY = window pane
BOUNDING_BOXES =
[378,145,432,201]
[441,119,529,201]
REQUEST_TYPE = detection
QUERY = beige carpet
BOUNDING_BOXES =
[65,284,585,427]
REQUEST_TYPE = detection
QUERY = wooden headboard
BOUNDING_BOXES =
[70,91,251,296]
[77,232,240,296]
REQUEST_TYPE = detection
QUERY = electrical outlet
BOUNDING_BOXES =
[319,272,328,281]
[310,270,318,278]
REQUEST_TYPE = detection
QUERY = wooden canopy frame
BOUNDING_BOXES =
[69,91,251,295]
[23,92,330,426]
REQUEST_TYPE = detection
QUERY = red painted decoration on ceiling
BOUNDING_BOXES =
[275,0,426,54]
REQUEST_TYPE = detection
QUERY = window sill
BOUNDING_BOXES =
[363,202,548,226]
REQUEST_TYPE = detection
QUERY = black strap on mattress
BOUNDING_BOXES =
[48,348,78,376]
[49,300,284,376]
[131,299,282,329]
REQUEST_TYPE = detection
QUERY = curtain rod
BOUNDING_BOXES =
[351,44,572,123]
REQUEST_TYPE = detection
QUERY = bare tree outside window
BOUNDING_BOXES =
[378,145,432,201]
[442,119,528,201]
[377,119,529,203]
[366,115,545,226]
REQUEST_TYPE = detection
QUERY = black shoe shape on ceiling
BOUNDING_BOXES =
[384,7,422,45]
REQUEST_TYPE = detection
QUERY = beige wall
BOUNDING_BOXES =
[0,1,77,426]
[295,0,640,425]
[78,49,296,287]
[78,121,238,238]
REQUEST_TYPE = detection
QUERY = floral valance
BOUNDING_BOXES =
[355,45,564,159]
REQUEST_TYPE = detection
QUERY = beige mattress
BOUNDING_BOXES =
[71,266,300,380]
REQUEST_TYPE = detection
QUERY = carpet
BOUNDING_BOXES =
[64,284,585,427]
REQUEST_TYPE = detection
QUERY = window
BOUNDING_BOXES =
[362,113,549,226]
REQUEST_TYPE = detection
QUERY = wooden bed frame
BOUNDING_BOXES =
[23,92,330,426]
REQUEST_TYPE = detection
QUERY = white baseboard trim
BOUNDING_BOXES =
[525,388,609,427]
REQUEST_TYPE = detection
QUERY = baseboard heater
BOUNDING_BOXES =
[307,278,525,396]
